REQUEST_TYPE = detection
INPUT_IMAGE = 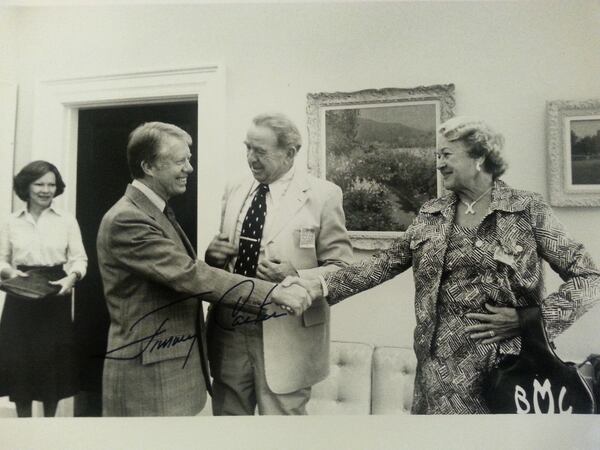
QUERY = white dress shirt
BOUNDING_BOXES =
[0,203,88,278]
[228,165,295,271]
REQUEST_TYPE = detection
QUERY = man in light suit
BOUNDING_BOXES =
[97,122,310,416]
[205,113,353,415]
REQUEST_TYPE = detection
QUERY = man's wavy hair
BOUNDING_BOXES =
[438,116,507,179]
[252,113,302,152]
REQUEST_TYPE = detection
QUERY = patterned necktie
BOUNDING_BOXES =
[164,205,195,258]
[233,183,269,277]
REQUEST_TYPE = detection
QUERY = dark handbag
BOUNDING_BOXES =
[483,306,595,414]
[0,266,63,299]
[581,354,600,407]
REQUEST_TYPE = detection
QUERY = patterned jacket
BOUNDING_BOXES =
[324,180,600,361]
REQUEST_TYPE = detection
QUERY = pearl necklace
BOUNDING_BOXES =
[459,187,492,215]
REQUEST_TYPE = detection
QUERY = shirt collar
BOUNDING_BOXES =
[16,203,62,219]
[251,164,295,199]
[488,179,530,213]
[420,179,529,217]
[132,179,167,212]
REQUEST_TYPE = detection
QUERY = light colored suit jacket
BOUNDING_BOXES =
[209,169,353,393]
[97,185,276,416]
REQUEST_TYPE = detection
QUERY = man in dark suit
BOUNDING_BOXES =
[96,122,310,416]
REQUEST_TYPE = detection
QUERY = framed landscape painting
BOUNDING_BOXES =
[307,85,455,249]
[547,99,600,206]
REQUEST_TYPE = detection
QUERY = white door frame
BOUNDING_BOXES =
[0,81,18,417]
[31,66,226,416]
[32,65,227,253]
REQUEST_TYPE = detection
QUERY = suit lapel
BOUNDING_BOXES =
[264,170,309,244]
[125,184,193,257]
[416,192,456,353]
[223,179,255,242]
[490,180,529,254]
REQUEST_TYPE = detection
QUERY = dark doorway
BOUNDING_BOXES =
[74,101,198,416]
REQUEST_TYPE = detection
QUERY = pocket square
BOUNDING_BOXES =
[493,246,516,267]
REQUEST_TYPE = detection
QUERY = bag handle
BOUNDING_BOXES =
[517,306,555,362]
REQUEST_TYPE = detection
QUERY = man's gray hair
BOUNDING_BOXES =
[126,122,192,179]
[252,113,302,151]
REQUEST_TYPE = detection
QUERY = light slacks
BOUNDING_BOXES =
[208,316,310,416]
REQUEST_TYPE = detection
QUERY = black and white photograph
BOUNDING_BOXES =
[1,1,600,449]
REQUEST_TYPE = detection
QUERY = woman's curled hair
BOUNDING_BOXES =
[13,160,66,201]
[439,116,507,179]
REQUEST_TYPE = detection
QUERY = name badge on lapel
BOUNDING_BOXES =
[299,227,316,249]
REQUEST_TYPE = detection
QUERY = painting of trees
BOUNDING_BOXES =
[325,105,438,232]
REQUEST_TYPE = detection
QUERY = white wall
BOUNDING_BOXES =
[0,6,19,418]
[8,1,600,359]
[0,7,18,214]
[0,8,18,83]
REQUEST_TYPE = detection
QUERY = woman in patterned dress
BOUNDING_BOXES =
[0,161,87,417]
[281,116,600,414]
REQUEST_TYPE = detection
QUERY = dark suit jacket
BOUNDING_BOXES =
[97,184,276,416]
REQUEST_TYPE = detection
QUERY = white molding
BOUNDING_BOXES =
[0,81,17,217]
[0,80,17,417]
[42,65,221,85]
[32,64,227,253]
[31,65,226,417]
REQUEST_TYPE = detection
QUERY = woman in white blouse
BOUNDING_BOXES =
[0,161,87,417]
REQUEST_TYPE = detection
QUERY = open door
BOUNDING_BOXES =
[74,101,198,416]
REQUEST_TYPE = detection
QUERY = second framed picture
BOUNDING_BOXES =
[307,84,455,250]
[547,99,600,207]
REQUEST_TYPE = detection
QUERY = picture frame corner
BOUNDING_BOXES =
[546,98,600,207]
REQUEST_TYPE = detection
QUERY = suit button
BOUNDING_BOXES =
[475,240,483,248]
[515,245,523,253]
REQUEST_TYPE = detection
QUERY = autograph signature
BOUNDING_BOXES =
[101,280,287,368]
[214,280,287,330]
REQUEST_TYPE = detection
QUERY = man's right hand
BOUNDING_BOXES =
[204,233,237,268]
[271,283,312,316]
[280,276,324,302]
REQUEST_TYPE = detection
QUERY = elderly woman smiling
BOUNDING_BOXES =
[281,116,600,414]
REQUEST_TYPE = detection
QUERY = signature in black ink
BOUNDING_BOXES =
[212,279,287,331]
[102,293,210,369]
[101,280,287,367]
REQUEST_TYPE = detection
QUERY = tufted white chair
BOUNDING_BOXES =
[371,346,417,414]
[307,341,417,415]
[307,341,374,415]
[199,340,418,415]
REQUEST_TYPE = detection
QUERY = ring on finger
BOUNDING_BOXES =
[489,330,495,338]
